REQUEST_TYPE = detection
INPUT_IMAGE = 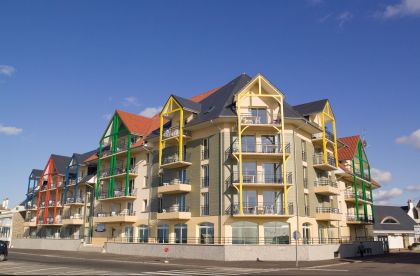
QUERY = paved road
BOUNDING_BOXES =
[1,249,419,275]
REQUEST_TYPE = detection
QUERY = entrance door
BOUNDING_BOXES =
[377,235,389,253]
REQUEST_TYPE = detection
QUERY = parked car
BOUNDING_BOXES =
[0,240,8,261]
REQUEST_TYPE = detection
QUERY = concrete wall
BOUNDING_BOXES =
[12,238,82,251]
[104,241,384,261]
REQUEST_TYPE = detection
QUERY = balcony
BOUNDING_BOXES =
[98,189,137,201]
[157,205,191,220]
[46,201,63,208]
[313,153,337,171]
[100,141,130,159]
[230,172,293,188]
[162,127,192,144]
[38,217,63,226]
[312,131,335,146]
[65,197,85,206]
[100,167,138,180]
[158,179,191,194]
[160,155,192,169]
[240,114,281,130]
[231,142,291,159]
[315,207,341,221]
[94,210,137,224]
[314,178,340,195]
[62,214,84,225]
[228,203,294,218]
[346,214,374,224]
[344,191,372,204]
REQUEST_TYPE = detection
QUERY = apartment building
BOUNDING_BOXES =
[22,73,380,247]
[90,110,159,245]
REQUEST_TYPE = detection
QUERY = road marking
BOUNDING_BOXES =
[301,268,349,272]
[13,266,69,275]
[304,262,349,269]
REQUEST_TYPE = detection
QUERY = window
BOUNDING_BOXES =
[263,163,281,183]
[177,194,186,211]
[175,223,188,244]
[232,221,258,244]
[261,135,277,153]
[303,166,308,188]
[130,157,136,170]
[157,224,169,243]
[241,135,256,152]
[304,194,309,216]
[125,226,134,243]
[143,200,148,212]
[301,140,307,162]
[138,225,149,243]
[264,221,290,244]
[178,168,187,184]
[381,217,399,224]
[202,138,210,160]
[199,223,214,244]
[242,162,257,183]
[250,108,267,124]
[129,179,135,194]
[263,191,283,215]
[201,165,209,187]
[201,192,209,215]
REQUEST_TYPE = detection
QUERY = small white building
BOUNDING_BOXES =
[0,198,25,246]
[372,204,417,250]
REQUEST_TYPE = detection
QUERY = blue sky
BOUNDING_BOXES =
[0,0,419,207]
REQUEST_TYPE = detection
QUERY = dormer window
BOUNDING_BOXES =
[249,108,267,124]
[381,216,399,224]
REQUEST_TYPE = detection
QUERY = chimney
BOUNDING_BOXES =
[408,199,414,210]
[2,198,9,209]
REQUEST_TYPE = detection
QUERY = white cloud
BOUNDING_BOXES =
[396,129,420,149]
[139,106,162,118]
[374,188,403,204]
[122,96,141,107]
[336,11,353,28]
[319,13,334,23]
[0,65,16,77]
[0,124,23,135]
[378,0,420,19]
[371,168,392,183]
[405,185,420,192]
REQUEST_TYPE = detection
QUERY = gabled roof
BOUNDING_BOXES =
[171,95,202,113]
[373,205,417,231]
[284,102,306,119]
[31,169,43,178]
[73,149,97,164]
[185,73,252,126]
[50,154,72,175]
[293,99,328,116]
[338,135,361,161]
[116,110,156,137]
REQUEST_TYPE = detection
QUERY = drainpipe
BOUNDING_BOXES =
[210,120,223,244]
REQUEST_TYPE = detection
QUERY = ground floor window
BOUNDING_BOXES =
[302,223,311,244]
[139,225,149,243]
[199,222,214,244]
[157,224,169,243]
[175,224,188,244]
[125,226,134,242]
[264,221,290,244]
[232,221,258,244]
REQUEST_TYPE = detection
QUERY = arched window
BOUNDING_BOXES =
[175,223,188,244]
[381,217,399,224]
[138,225,149,243]
[157,224,169,243]
[232,221,258,244]
[199,222,214,244]
[264,221,290,244]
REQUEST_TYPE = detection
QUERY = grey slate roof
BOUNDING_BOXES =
[51,154,72,175]
[293,99,328,116]
[31,169,43,178]
[78,174,95,184]
[373,205,417,231]
[73,149,97,165]
[147,73,324,139]
[171,95,202,113]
